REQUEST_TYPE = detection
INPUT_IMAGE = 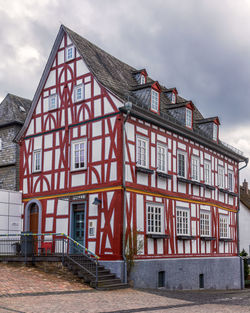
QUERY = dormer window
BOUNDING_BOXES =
[140,75,146,85]
[186,108,192,128]
[151,89,159,112]
[171,92,176,104]
[213,123,218,141]
[66,45,75,62]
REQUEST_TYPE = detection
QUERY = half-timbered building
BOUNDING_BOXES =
[16,25,248,289]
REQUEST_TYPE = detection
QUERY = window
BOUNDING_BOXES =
[151,89,159,112]
[140,75,145,84]
[228,171,234,192]
[157,144,167,173]
[0,138,2,151]
[176,208,190,235]
[191,156,200,181]
[136,137,148,168]
[147,204,164,234]
[66,45,75,61]
[177,152,186,178]
[213,123,218,141]
[171,92,176,104]
[71,139,87,170]
[49,94,57,111]
[218,166,224,188]
[200,211,210,236]
[74,84,84,102]
[204,161,211,185]
[33,150,42,172]
[219,215,229,238]
[186,108,192,128]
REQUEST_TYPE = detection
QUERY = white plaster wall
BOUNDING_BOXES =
[239,202,250,254]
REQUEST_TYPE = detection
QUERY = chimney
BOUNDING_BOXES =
[242,179,248,195]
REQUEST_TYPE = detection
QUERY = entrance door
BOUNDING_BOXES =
[73,203,86,247]
[30,204,38,233]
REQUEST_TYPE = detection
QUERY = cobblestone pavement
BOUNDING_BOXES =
[1,263,250,312]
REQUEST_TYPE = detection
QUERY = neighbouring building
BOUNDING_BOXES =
[240,179,250,255]
[16,25,248,289]
[0,94,31,191]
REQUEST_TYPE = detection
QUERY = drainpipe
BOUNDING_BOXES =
[237,157,248,289]
[122,101,132,284]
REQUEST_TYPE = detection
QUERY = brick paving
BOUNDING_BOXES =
[1,263,250,312]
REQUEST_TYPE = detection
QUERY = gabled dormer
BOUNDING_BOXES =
[165,101,194,129]
[195,117,220,142]
[132,69,148,85]
[164,88,178,104]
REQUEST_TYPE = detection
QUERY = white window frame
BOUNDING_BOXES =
[65,45,75,62]
[71,139,87,171]
[218,166,225,188]
[74,84,85,102]
[213,123,218,141]
[176,207,190,236]
[140,75,145,84]
[200,211,211,237]
[0,138,2,151]
[33,150,42,173]
[219,214,229,239]
[136,136,149,168]
[146,203,164,234]
[228,170,234,192]
[177,151,186,178]
[204,160,211,185]
[49,94,57,111]
[186,108,192,128]
[191,156,200,181]
[151,89,159,112]
[157,143,167,173]
[171,92,176,104]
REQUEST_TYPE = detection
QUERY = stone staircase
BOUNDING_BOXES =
[64,254,128,290]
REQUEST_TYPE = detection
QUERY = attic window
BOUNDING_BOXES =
[49,94,57,111]
[171,93,176,104]
[66,45,75,61]
[141,75,146,85]
[74,84,84,102]
[213,123,218,141]
[19,106,26,112]
[151,90,159,112]
[186,108,192,128]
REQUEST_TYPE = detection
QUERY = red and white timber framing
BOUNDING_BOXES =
[19,29,239,261]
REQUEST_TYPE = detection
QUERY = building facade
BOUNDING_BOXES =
[16,25,247,289]
[0,94,31,191]
[239,179,250,255]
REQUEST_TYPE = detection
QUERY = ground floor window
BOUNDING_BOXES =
[219,215,229,238]
[176,208,190,235]
[147,204,164,234]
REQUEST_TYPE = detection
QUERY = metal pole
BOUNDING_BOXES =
[62,236,65,265]
[95,260,98,289]
[24,235,27,265]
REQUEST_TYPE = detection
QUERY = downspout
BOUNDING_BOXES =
[237,157,248,289]
[122,102,132,284]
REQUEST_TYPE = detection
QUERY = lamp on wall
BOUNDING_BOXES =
[92,197,101,205]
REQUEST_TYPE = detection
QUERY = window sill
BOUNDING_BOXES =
[147,234,170,239]
[70,168,87,173]
[177,235,196,240]
[219,238,233,242]
[204,184,216,190]
[136,166,154,174]
[156,172,173,179]
[218,188,237,197]
[32,170,42,174]
[200,236,216,241]
[74,99,85,104]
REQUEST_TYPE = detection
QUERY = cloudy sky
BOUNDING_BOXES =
[0,0,249,182]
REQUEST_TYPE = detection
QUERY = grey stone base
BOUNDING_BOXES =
[100,257,244,290]
[130,257,244,290]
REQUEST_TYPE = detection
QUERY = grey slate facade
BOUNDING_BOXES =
[0,94,31,191]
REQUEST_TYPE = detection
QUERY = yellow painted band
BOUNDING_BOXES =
[23,186,123,202]
[126,187,237,213]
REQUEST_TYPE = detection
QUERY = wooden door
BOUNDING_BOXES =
[73,203,86,249]
[30,204,38,233]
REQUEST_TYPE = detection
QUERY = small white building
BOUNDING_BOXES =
[0,189,23,235]
[240,180,250,255]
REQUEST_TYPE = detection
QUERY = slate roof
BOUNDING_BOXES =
[0,93,31,126]
[240,187,250,210]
